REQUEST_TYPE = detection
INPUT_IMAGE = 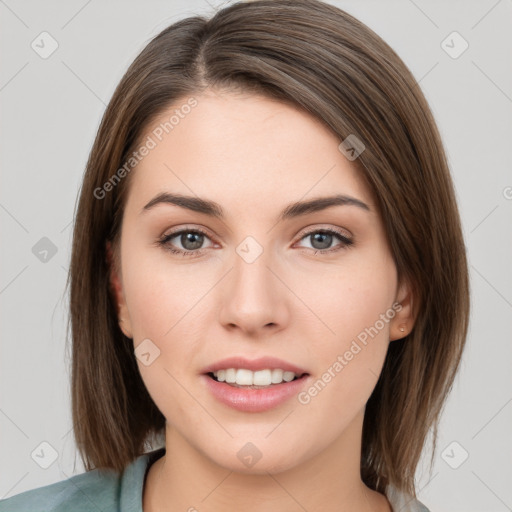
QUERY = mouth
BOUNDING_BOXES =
[201,370,311,412]
[200,356,311,411]
[206,369,309,389]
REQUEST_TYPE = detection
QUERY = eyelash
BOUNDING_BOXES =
[157,226,354,258]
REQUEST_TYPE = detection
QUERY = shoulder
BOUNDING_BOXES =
[385,484,431,512]
[0,448,165,512]
[0,467,121,512]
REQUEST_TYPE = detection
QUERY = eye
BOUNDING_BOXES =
[295,228,353,255]
[158,227,214,257]
[157,226,354,258]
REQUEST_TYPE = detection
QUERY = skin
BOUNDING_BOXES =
[108,88,415,511]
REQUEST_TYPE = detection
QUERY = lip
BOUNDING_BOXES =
[201,373,311,412]
[200,356,308,375]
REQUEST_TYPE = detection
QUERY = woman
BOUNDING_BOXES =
[0,0,469,510]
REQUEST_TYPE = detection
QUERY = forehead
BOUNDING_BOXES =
[126,90,374,216]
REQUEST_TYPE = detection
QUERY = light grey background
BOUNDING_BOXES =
[1,0,511,510]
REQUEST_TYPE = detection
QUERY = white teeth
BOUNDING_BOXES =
[212,368,301,386]
[282,371,296,382]
[271,369,283,383]
[236,369,253,385]
[225,368,236,383]
[254,369,272,385]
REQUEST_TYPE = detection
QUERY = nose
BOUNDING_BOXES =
[218,245,290,337]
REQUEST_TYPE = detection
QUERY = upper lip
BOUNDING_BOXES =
[201,356,309,376]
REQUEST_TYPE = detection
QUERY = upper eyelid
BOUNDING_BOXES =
[161,226,215,242]
[161,225,353,246]
[295,224,352,239]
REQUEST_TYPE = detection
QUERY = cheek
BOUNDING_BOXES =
[297,256,396,349]
[120,246,212,418]
[295,255,396,413]
[121,241,211,342]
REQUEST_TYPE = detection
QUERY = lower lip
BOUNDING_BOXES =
[201,374,310,412]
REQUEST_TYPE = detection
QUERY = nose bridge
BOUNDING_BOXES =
[219,235,288,333]
[234,242,273,297]
[232,238,277,307]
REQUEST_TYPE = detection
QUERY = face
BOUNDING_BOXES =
[109,89,413,474]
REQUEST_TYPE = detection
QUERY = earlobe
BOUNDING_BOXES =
[389,279,416,341]
[106,240,133,339]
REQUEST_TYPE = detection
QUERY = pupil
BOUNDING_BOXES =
[311,232,332,250]
[182,232,203,250]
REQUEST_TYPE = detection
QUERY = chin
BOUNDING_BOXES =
[206,442,306,476]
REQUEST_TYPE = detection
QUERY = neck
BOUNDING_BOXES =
[143,409,391,512]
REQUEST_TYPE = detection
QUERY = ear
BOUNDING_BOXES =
[106,240,133,339]
[389,278,416,341]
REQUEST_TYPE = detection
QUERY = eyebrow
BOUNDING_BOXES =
[141,192,370,221]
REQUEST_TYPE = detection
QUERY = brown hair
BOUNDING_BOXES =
[67,0,469,498]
